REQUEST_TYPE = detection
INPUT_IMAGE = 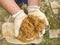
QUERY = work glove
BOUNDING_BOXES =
[27,6,49,44]
[12,10,27,37]
[27,6,49,35]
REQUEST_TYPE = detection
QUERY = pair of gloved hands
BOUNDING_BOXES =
[12,6,49,37]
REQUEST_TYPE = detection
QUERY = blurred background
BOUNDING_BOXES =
[0,0,60,45]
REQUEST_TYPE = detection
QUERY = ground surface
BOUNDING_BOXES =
[0,0,60,45]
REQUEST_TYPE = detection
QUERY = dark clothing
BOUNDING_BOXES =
[15,0,27,4]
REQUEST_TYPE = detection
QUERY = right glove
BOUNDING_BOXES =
[27,6,50,31]
[27,5,50,44]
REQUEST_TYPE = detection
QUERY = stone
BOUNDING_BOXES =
[49,29,60,38]
[50,1,60,14]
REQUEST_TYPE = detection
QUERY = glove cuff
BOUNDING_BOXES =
[12,10,25,18]
[27,6,40,12]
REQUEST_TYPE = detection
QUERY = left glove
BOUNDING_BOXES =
[12,10,27,37]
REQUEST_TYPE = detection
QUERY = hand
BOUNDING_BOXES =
[12,10,27,37]
[27,6,49,34]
